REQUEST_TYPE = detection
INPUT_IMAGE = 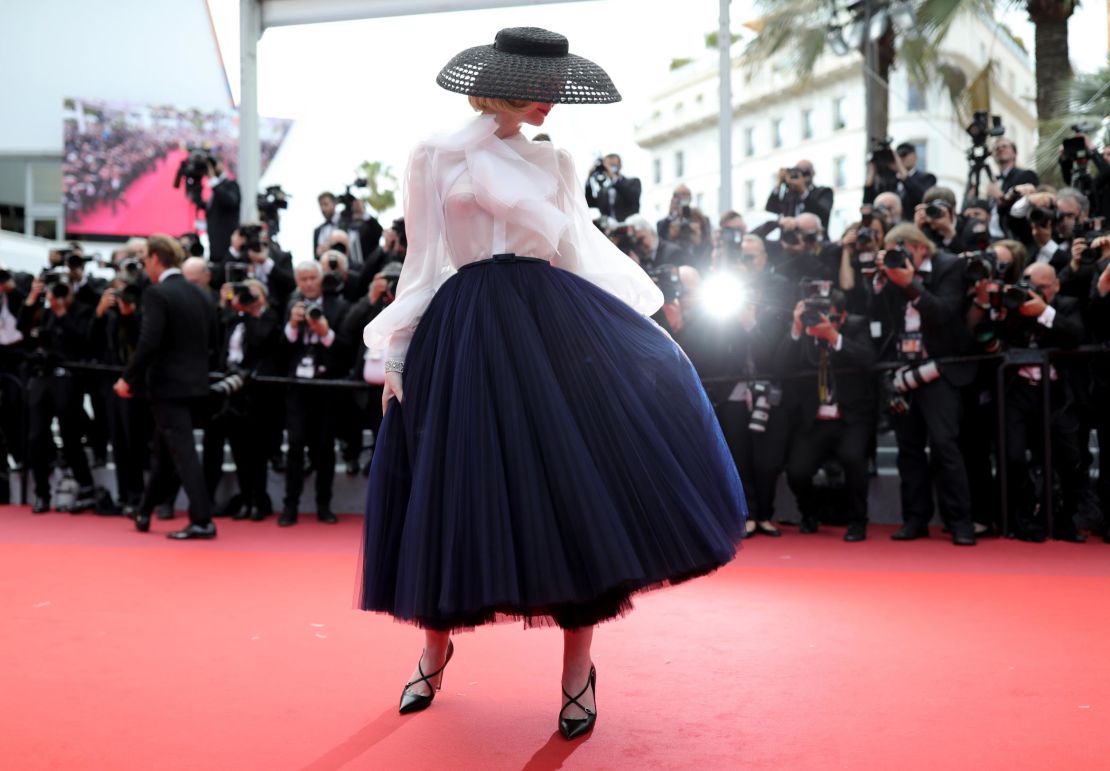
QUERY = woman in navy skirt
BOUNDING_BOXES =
[358,27,747,739]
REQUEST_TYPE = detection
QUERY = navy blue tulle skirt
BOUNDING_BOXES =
[357,254,746,631]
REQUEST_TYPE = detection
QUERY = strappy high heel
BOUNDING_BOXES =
[558,664,597,740]
[398,640,454,714]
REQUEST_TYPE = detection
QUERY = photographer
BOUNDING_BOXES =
[660,205,712,270]
[656,184,692,242]
[864,141,936,214]
[756,213,835,285]
[980,264,1086,541]
[17,270,98,514]
[912,189,965,254]
[766,160,833,231]
[680,234,793,538]
[205,155,241,263]
[837,215,886,314]
[0,267,27,487]
[778,288,876,541]
[984,139,1039,228]
[1006,187,1087,269]
[1058,130,1110,220]
[607,214,684,270]
[584,153,641,223]
[1088,252,1110,541]
[204,279,282,521]
[313,192,342,258]
[872,224,977,545]
[355,217,407,300]
[91,274,147,515]
[230,223,295,312]
[281,261,351,526]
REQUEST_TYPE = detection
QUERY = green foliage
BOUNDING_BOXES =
[357,160,397,215]
[670,57,694,71]
[705,31,742,49]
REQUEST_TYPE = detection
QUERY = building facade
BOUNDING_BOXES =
[634,10,1037,238]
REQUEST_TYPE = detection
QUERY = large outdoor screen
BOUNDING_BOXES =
[63,97,291,239]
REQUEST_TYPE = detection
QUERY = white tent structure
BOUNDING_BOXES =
[235,0,735,219]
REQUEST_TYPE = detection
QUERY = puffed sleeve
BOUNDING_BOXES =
[552,148,663,315]
[363,143,454,358]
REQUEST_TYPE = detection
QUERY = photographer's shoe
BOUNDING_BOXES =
[167,522,217,540]
[317,507,338,525]
[891,524,929,540]
[799,515,819,534]
[844,523,867,542]
[31,496,50,515]
[278,507,298,527]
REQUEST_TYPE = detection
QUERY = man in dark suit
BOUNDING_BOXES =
[205,157,241,264]
[992,263,1086,541]
[766,160,834,232]
[584,153,641,223]
[864,143,936,215]
[872,224,977,545]
[313,192,341,259]
[280,261,351,526]
[114,235,218,540]
[779,289,877,541]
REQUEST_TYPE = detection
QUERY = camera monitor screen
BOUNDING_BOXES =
[63,97,291,239]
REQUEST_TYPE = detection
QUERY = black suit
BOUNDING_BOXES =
[585,175,642,222]
[766,186,834,231]
[124,273,217,526]
[871,250,976,533]
[996,296,1085,538]
[282,292,350,514]
[679,270,793,523]
[864,168,936,214]
[778,315,877,526]
[206,177,241,263]
[999,166,1039,194]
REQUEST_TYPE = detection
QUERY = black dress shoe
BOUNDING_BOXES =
[756,522,782,537]
[63,487,98,514]
[133,511,151,533]
[559,664,597,740]
[799,515,819,534]
[399,641,455,714]
[891,524,929,540]
[844,523,867,542]
[31,496,50,514]
[278,508,298,527]
[255,493,274,516]
[166,522,217,540]
[951,529,977,546]
[317,508,338,524]
[231,504,253,521]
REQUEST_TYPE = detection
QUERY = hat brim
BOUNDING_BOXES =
[437,44,621,105]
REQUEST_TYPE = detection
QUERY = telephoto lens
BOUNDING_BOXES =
[883,242,910,270]
[307,306,324,322]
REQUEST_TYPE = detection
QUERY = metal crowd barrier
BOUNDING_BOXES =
[9,345,1110,536]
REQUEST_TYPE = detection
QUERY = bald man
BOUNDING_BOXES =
[182,257,211,288]
[991,262,1086,542]
[766,160,834,231]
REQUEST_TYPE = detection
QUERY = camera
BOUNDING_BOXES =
[610,223,638,256]
[112,283,143,306]
[801,296,832,328]
[719,226,746,264]
[924,202,950,220]
[307,305,324,322]
[891,361,941,394]
[870,136,895,167]
[210,370,248,397]
[118,257,143,280]
[240,223,265,254]
[1002,278,1039,311]
[257,185,290,236]
[883,240,911,270]
[964,249,998,283]
[336,178,369,230]
[966,111,1004,146]
[173,146,215,209]
[225,262,250,284]
[748,381,782,433]
[230,282,257,307]
[1078,218,1106,264]
[1028,206,1059,228]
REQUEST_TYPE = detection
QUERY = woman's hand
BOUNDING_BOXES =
[382,370,404,414]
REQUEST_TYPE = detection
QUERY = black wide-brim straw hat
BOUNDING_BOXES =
[437,27,621,105]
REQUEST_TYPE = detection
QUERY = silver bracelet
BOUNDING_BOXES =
[384,359,405,374]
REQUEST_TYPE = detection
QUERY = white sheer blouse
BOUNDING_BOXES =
[363,114,663,359]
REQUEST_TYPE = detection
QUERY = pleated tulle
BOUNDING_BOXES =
[356,256,746,630]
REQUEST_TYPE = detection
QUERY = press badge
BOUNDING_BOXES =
[817,404,841,420]
[296,354,317,379]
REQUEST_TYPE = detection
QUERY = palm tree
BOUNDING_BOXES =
[1025,0,1078,120]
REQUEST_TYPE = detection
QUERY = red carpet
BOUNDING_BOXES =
[68,149,204,237]
[2,508,1108,770]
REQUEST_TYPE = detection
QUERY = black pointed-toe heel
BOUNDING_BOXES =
[398,640,454,715]
[559,664,597,740]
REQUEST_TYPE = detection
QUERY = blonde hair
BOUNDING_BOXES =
[469,96,533,114]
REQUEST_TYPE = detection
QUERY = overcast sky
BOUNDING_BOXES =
[206,0,1108,251]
